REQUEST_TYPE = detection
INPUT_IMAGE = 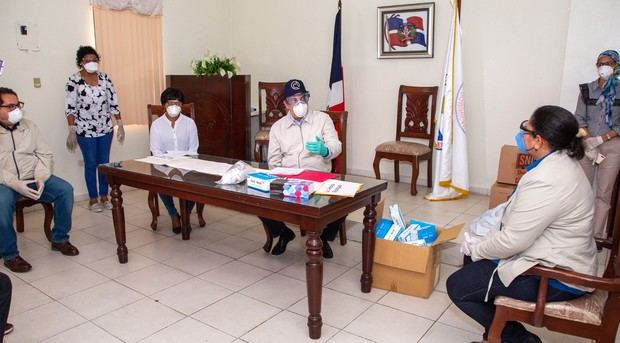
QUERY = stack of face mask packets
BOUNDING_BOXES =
[375,204,437,246]
[282,180,315,199]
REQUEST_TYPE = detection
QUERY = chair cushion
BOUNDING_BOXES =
[494,289,608,326]
[255,129,270,141]
[375,141,431,156]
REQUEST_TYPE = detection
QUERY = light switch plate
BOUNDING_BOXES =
[33,77,41,88]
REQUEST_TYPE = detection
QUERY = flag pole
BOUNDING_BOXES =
[338,0,341,10]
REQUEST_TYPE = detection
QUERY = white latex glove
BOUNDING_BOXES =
[66,125,78,152]
[585,148,599,162]
[584,136,604,150]
[8,180,41,200]
[116,119,125,143]
[460,232,475,256]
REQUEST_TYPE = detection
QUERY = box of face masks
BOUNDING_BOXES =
[247,172,279,192]
[373,204,463,298]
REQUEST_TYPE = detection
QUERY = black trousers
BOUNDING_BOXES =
[447,259,582,342]
[258,216,345,242]
[0,272,11,341]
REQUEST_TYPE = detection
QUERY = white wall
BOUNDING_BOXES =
[0,0,235,200]
[218,0,572,193]
[559,0,620,111]
[162,0,231,75]
[461,0,571,193]
[0,0,150,200]
[3,0,619,198]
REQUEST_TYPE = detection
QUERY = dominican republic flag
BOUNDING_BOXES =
[386,14,427,49]
[425,0,469,201]
[327,0,344,111]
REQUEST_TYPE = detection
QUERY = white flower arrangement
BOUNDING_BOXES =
[191,52,239,77]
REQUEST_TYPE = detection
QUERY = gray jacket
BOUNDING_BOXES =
[0,119,53,184]
[471,151,597,289]
[267,110,341,172]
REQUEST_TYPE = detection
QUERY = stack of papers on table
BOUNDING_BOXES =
[314,179,363,197]
[134,156,232,176]
[168,159,232,176]
[135,155,191,165]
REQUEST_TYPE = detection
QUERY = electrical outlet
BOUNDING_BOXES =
[33,77,41,88]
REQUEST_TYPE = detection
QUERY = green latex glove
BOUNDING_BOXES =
[305,136,329,157]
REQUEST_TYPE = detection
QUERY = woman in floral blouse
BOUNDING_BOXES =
[65,46,125,212]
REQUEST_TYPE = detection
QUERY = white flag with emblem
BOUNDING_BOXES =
[425,0,469,201]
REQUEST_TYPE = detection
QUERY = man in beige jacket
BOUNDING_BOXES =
[0,87,79,274]
[260,79,343,258]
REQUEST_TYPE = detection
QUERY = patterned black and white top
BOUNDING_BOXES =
[64,71,120,137]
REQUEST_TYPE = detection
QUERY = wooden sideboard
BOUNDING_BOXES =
[166,75,251,160]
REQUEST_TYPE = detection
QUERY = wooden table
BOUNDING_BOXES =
[99,155,387,339]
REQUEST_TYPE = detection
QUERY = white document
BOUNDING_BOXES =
[268,167,304,176]
[135,156,231,176]
[166,159,232,176]
[162,150,199,157]
[315,179,363,197]
[134,155,191,165]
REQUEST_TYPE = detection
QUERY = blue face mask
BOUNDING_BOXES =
[514,131,530,153]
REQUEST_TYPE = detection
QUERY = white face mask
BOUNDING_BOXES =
[83,62,99,73]
[598,65,614,80]
[293,102,308,118]
[7,108,23,124]
[166,105,181,118]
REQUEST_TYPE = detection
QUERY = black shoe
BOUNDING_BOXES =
[520,332,542,343]
[321,239,333,259]
[271,228,295,255]
[499,331,541,343]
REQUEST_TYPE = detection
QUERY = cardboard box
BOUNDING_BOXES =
[489,182,515,208]
[496,145,534,185]
[373,223,464,298]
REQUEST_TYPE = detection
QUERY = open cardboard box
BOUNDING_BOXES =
[373,222,464,298]
[489,182,515,208]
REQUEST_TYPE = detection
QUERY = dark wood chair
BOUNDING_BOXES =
[261,110,349,253]
[487,170,620,343]
[146,103,206,231]
[254,82,287,162]
[15,198,53,242]
[373,85,438,196]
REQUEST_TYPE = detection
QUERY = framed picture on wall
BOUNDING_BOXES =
[377,3,435,59]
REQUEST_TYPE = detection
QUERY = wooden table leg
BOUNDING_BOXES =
[361,197,378,293]
[110,183,128,264]
[305,228,323,339]
[179,199,191,240]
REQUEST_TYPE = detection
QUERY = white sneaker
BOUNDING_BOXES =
[101,201,113,210]
[88,202,103,213]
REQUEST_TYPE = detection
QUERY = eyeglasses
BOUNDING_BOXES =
[0,102,24,111]
[285,93,310,106]
[520,120,537,136]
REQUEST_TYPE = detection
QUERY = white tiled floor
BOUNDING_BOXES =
[3,182,605,342]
